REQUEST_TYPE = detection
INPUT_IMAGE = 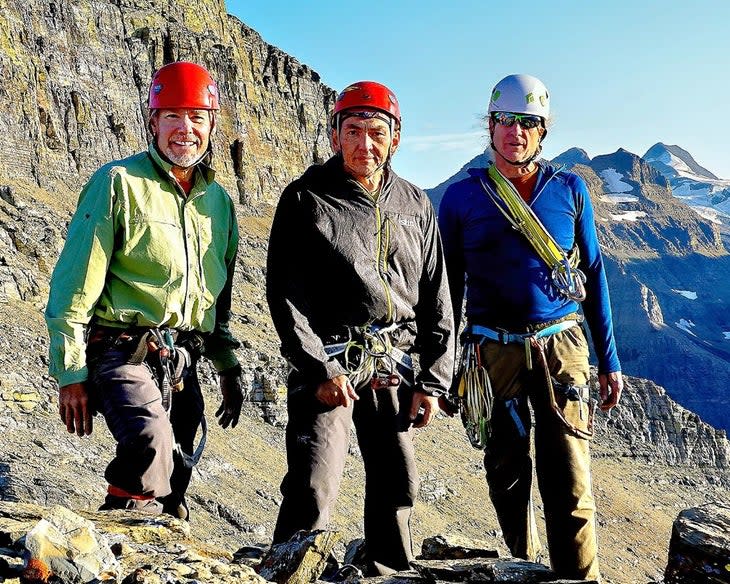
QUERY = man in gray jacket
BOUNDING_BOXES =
[266,81,454,575]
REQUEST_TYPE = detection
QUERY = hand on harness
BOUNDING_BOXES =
[215,369,243,429]
[59,382,93,436]
[316,374,359,408]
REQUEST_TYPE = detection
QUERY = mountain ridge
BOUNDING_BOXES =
[644,142,720,181]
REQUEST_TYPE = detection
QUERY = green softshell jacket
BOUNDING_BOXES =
[45,146,240,387]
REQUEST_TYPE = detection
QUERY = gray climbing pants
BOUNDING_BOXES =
[90,341,203,511]
[273,368,419,576]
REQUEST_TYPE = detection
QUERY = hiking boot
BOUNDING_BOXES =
[159,494,189,521]
[99,494,163,515]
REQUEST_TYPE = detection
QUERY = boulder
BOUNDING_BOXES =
[24,505,120,583]
[419,534,499,560]
[258,529,340,584]
[664,503,730,583]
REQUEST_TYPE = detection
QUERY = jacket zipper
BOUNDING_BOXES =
[374,202,393,321]
[177,186,190,322]
[187,187,207,303]
[529,166,559,206]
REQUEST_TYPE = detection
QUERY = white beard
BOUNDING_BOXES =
[167,150,204,169]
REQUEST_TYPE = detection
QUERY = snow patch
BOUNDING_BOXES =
[665,151,695,177]
[600,194,639,204]
[674,167,730,186]
[673,183,712,197]
[675,319,696,336]
[600,168,634,194]
[609,211,647,222]
[672,289,697,300]
[690,206,723,224]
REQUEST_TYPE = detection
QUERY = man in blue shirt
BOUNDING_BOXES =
[439,74,622,581]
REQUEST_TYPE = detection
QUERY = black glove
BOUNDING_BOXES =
[215,367,243,429]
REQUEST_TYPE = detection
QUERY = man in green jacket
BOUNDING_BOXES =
[44,61,242,519]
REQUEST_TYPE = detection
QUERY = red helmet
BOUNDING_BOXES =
[333,81,401,125]
[148,61,220,110]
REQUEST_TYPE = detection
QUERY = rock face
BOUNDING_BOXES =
[592,372,730,470]
[0,0,336,355]
[664,503,730,583]
[0,0,334,210]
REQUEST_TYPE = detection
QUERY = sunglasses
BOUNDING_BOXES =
[491,112,543,130]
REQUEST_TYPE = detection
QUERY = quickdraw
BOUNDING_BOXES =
[455,340,494,449]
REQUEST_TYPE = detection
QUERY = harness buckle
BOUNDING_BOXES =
[496,328,510,344]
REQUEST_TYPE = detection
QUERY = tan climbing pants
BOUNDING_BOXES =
[480,325,600,581]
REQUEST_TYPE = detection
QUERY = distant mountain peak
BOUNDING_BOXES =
[644,143,719,181]
[591,148,642,171]
[598,147,640,160]
[551,147,590,169]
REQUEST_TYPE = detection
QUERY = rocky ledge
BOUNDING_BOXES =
[0,502,599,583]
[3,501,729,584]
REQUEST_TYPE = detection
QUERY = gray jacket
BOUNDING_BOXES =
[266,156,454,396]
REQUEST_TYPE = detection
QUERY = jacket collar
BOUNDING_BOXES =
[468,160,562,195]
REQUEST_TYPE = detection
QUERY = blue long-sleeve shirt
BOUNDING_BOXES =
[438,163,620,374]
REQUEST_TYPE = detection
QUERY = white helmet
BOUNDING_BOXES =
[488,74,550,119]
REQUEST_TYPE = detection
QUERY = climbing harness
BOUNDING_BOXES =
[463,317,595,440]
[454,321,578,449]
[454,339,494,449]
[324,322,412,390]
[468,319,579,371]
[481,165,586,302]
[89,326,208,468]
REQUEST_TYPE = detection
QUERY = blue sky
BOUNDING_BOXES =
[227,0,730,189]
